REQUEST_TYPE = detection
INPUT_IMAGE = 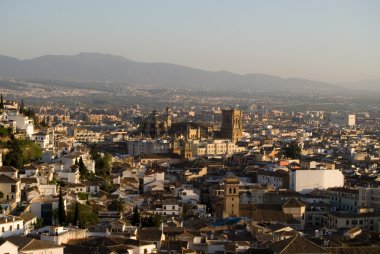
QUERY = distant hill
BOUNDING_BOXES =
[338,79,380,91]
[0,52,343,91]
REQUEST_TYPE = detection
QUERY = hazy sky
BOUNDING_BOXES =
[1,0,379,83]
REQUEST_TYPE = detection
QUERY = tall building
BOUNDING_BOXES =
[221,108,242,142]
[347,114,356,126]
[223,173,240,218]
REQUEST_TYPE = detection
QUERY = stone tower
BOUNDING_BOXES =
[223,173,240,218]
[165,107,172,128]
[221,109,242,143]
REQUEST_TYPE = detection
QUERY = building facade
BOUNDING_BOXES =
[221,109,242,143]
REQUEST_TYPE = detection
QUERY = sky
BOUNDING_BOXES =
[0,0,379,83]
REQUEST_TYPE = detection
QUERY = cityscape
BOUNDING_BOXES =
[0,1,379,254]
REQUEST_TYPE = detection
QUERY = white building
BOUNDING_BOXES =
[31,132,50,149]
[39,185,58,196]
[62,153,95,174]
[175,186,200,204]
[57,169,80,184]
[7,112,34,138]
[153,199,181,216]
[289,169,344,194]
[143,169,165,192]
[0,215,24,237]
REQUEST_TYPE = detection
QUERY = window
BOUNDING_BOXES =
[1,227,4,232]
[17,224,19,230]
[172,206,175,210]
[9,226,12,231]
[11,185,16,193]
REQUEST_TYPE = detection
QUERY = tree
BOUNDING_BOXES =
[66,203,98,228]
[279,141,302,159]
[131,206,140,226]
[108,199,126,213]
[4,139,42,168]
[34,218,43,229]
[58,188,66,225]
[40,119,48,127]
[4,151,23,169]
[0,94,3,110]
[78,157,88,179]
[73,202,79,226]
[19,99,25,114]
[90,144,101,161]
[0,127,12,137]
[141,214,162,227]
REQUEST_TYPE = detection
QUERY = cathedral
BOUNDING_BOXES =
[139,108,171,138]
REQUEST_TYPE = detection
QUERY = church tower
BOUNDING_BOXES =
[223,173,240,218]
[165,107,172,128]
[221,109,242,143]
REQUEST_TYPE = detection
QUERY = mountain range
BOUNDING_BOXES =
[0,52,347,91]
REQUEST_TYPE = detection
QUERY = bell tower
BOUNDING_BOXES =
[221,109,242,142]
[223,173,240,218]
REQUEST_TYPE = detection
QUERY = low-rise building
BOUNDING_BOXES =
[0,215,24,237]
[326,210,380,232]
[326,187,358,213]
[0,174,21,203]
[257,169,289,189]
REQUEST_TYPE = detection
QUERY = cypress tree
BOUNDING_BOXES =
[78,156,88,179]
[131,205,140,226]
[19,99,24,114]
[73,202,79,227]
[0,94,3,110]
[58,188,66,225]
